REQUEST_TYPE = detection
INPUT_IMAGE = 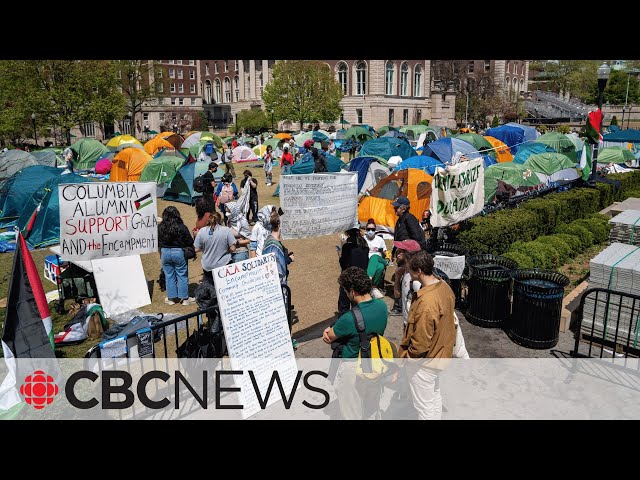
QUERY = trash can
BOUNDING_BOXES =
[466,255,518,328]
[430,243,468,309]
[506,269,570,349]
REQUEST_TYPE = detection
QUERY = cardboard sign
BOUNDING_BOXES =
[430,159,484,227]
[136,328,154,358]
[434,255,465,280]
[59,182,158,260]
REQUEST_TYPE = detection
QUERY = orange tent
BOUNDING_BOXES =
[358,168,432,230]
[274,133,292,140]
[144,135,174,156]
[110,147,153,182]
[484,136,513,163]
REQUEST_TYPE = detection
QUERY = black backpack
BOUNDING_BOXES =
[314,153,328,173]
[193,174,205,193]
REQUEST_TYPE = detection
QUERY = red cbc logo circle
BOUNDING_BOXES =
[20,370,59,410]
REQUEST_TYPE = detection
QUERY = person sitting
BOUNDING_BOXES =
[363,219,387,295]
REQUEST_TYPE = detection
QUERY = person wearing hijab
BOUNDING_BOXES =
[225,200,251,263]
[249,204,284,257]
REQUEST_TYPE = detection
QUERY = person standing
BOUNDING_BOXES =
[215,173,238,224]
[327,139,336,156]
[223,143,237,178]
[63,148,75,174]
[194,212,238,285]
[225,201,251,263]
[201,161,218,205]
[158,206,196,306]
[392,239,422,326]
[249,204,278,257]
[192,196,215,238]
[280,144,294,175]
[263,144,274,186]
[240,170,259,224]
[262,212,294,286]
[337,228,370,316]
[399,250,456,420]
[312,148,328,173]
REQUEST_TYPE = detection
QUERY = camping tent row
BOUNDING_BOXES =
[0,149,67,179]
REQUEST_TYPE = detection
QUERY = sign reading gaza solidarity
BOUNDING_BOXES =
[59,182,158,260]
[430,158,484,227]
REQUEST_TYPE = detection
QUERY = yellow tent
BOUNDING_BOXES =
[358,168,432,229]
[110,147,152,182]
[106,134,143,150]
[484,136,514,163]
[253,145,267,158]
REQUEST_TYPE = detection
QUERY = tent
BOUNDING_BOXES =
[358,137,417,161]
[485,125,525,154]
[0,150,40,179]
[182,131,223,149]
[348,156,390,195]
[343,126,375,143]
[106,134,143,151]
[140,155,186,197]
[358,168,432,231]
[95,158,112,174]
[0,166,62,227]
[484,163,543,203]
[484,136,514,163]
[163,162,212,204]
[416,130,441,147]
[422,137,481,163]
[392,155,445,176]
[294,130,330,146]
[376,126,396,136]
[17,173,93,249]
[383,130,410,141]
[399,124,433,141]
[597,146,636,165]
[534,131,578,162]
[110,147,152,182]
[504,122,540,142]
[523,152,579,184]
[144,132,184,156]
[512,142,556,164]
[70,138,109,170]
[263,137,285,151]
[564,133,585,153]
[253,145,267,158]
[32,149,64,168]
[232,145,258,162]
[454,133,495,156]
[602,128,640,143]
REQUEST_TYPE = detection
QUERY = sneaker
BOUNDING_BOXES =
[181,297,196,306]
[389,307,403,316]
[164,298,176,305]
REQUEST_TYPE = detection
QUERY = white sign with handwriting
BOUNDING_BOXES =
[434,255,465,280]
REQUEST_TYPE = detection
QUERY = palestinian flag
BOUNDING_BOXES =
[585,109,603,145]
[0,231,55,418]
[135,193,152,211]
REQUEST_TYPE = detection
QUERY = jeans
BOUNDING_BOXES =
[231,250,249,263]
[161,248,188,300]
[246,198,259,222]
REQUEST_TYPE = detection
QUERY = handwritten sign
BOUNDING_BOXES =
[434,255,465,280]
[59,182,158,260]
[280,173,358,240]
[213,253,298,418]
[430,159,484,227]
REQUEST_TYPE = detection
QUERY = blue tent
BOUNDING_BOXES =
[312,131,329,142]
[358,137,416,161]
[348,156,386,192]
[17,173,93,249]
[504,122,539,142]
[486,125,525,154]
[603,129,640,143]
[392,155,444,176]
[0,166,62,228]
[482,155,498,168]
[422,137,481,163]
[512,142,556,164]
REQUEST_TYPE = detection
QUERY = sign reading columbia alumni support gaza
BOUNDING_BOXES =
[59,182,158,260]
[430,158,485,227]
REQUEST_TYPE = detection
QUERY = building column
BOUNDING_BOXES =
[238,60,245,100]
[493,60,506,95]
[249,60,256,100]
[262,60,269,88]
[524,61,529,92]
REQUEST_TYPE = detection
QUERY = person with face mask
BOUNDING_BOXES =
[364,219,387,297]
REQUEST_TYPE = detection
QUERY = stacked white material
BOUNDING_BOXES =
[609,209,640,246]
[584,243,640,343]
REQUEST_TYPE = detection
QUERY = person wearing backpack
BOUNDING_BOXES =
[322,266,388,419]
[214,173,238,224]
[312,148,328,173]
[197,162,218,205]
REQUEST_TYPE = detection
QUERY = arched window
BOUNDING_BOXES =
[214,79,221,104]
[520,78,525,93]
[337,62,348,95]
[234,75,239,102]
[205,80,212,104]
[414,64,422,97]
[514,63,518,75]
[505,77,510,92]
[400,62,409,96]
[512,77,518,92]
[355,61,367,95]
[506,61,510,73]
[224,77,231,103]
[385,61,394,95]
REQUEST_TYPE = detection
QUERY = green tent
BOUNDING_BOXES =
[70,138,109,170]
[523,152,576,176]
[376,126,396,137]
[564,133,585,153]
[534,132,577,162]
[343,126,375,143]
[359,137,417,160]
[0,166,61,227]
[399,124,432,140]
[454,133,495,157]
[484,163,542,203]
[163,162,222,204]
[32,149,64,168]
[263,137,285,151]
[597,146,635,165]
[140,156,186,186]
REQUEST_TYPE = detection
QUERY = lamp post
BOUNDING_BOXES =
[270,109,274,132]
[173,122,178,134]
[590,62,610,184]
[464,91,469,128]
[31,113,37,147]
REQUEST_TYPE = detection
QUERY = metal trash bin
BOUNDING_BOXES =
[431,243,468,309]
[466,255,518,328]
[507,269,570,349]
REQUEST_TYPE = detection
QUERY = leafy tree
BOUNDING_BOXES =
[420,119,430,126]
[232,108,270,134]
[531,60,601,103]
[601,69,640,105]
[263,60,343,130]
[491,115,500,127]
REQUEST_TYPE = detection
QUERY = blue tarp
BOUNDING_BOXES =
[603,128,640,143]
[422,137,481,163]
[392,155,444,176]
[359,137,416,160]
[349,156,379,192]
[512,142,556,164]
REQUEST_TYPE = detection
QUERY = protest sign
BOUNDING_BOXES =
[430,159,484,227]
[59,182,158,260]
[280,173,358,240]
[433,255,465,280]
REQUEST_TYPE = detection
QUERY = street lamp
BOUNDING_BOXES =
[173,123,178,134]
[31,113,37,147]
[590,62,611,183]
[270,109,274,132]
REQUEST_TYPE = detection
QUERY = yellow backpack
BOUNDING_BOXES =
[351,304,398,380]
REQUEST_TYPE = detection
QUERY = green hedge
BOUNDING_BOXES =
[501,251,534,269]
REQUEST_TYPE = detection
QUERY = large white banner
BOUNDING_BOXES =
[59,182,158,260]
[280,172,358,240]
[430,159,484,227]
[213,253,298,419]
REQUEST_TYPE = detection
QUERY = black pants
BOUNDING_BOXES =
[247,198,259,222]
[338,286,352,317]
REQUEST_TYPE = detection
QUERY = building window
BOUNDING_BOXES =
[416,109,422,123]
[171,98,176,105]
[388,109,394,125]
[505,77,510,92]
[205,80,212,103]
[168,60,174,65]
[143,113,149,122]
[214,79,221,103]
[356,108,363,124]
[179,98,184,106]
[385,61,394,95]
[414,65,422,97]
[356,61,367,95]
[337,62,348,95]
[205,63,210,75]
[159,113,165,122]
[190,70,195,80]
[156,83,163,93]
[169,68,175,78]
[484,60,491,72]
[468,61,474,74]
[156,70,163,79]
[178,69,183,79]
[234,75,239,101]
[514,63,518,75]
[179,83,184,93]
[191,98,197,106]
[190,84,196,93]
[177,60,182,65]
[520,78,525,92]
[224,61,229,72]
[403,109,409,125]
[224,77,231,102]
[506,61,510,73]
[189,60,195,66]
[83,123,95,137]
[259,73,263,96]
[214,62,219,74]
[513,77,518,91]
[400,62,409,96]
[235,60,238,71]
[170,83,175,93]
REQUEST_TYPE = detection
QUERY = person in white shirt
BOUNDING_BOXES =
[364,219,387,258]
[364,219,387,298]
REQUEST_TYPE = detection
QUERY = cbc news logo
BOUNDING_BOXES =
[20,370,59,410]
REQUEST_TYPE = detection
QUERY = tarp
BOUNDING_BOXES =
[602,128,640,143]
[359,137,417,161]
[358,168,432,230]
[163,161,211,204]
[348,156,389,194]
[16,173,93,249]
[485,125,525,154]
[597,146,636,165]
[484,163,542,203]
[523,152,576,176]
[0,166,61,227]
[70,138,109,170]
[512,142,556,164]
[0,150,40,179]
[422,137,482,163]
[31,149,64,168]
[483,136,513,163]
[392,155,445,176]
[110,147,152,182]
[534,131,578,162]
[106,134,143,151]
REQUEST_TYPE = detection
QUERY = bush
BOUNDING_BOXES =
[459,209,539,255]
[536,235,572,264]
[556,224,594,248]
[556,125,571,134]
[502,251,534,269]
[550,233,582,255]
[572,218,610,243]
